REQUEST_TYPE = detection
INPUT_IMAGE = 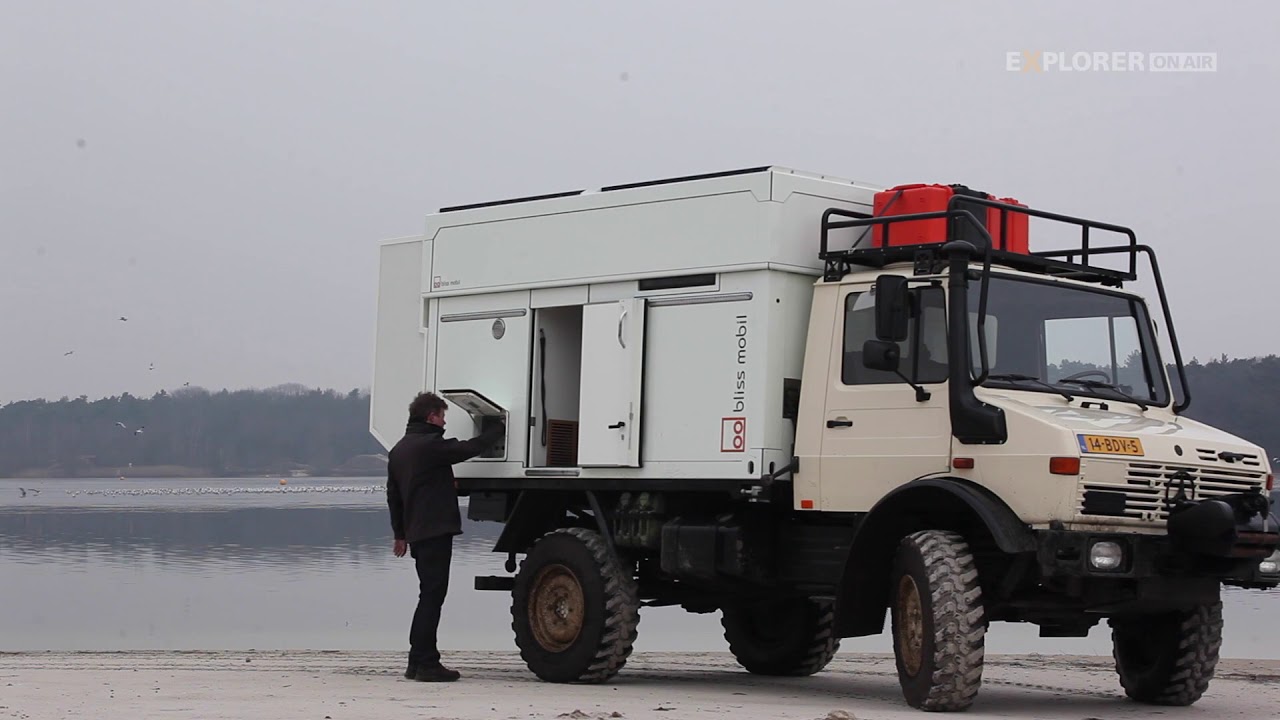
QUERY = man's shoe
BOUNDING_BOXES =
[413,664,461,682]
[404,663,418,680]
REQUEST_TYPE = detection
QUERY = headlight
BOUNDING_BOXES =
[1260,550,1280,575]
[1089,541,1124,571]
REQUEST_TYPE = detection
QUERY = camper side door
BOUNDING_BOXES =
[578,298,646,467]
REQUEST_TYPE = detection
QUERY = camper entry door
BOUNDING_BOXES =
[578,298,646,467]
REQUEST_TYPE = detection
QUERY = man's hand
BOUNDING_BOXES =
[393,539,408,558]
[487,419,506,441]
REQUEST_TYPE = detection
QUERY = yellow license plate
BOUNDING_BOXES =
[1078,434,1144,456]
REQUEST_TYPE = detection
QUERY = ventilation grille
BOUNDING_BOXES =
[546,420,579,467]
[1078,462,1266,522]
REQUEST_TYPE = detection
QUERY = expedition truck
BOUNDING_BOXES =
[369,167,1279,711]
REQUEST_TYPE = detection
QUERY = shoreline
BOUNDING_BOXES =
[3,650,1279,719]
[1,471,383,480]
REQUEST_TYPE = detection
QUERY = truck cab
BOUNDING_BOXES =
[790,198,1277,709]
[796,260,1272,533]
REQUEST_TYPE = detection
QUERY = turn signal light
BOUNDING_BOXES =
[1050,457,1081,475]
[952,458,975,470]
[1268,473,1274,491]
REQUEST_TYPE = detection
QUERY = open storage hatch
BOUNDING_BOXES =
[439,388,508,459]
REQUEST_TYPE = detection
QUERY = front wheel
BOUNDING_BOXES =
[889,530,986,712]
[1110,600,1223,705]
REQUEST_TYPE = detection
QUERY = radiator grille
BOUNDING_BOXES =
[1078,461,1267,522]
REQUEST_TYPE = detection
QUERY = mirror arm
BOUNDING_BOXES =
[892,369,931,402]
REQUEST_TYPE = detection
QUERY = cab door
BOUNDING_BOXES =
[818,283,952,511]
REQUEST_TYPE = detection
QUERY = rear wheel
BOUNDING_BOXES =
[721,598,839,676]
[1110,600,1223,706]
[889,530,986,712]
[511,528,640,683]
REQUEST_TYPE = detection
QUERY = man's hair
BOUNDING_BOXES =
[408,392,447,420]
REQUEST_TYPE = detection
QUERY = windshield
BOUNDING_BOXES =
[968,275,1169,406]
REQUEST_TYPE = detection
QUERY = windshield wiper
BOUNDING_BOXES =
[986,373,1075,401]
[1058,378,1149,410]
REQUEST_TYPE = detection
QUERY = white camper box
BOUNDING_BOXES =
[371,167,882,481]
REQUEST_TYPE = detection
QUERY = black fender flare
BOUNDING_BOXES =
[832,476,1036,638]
[491,489,574,554]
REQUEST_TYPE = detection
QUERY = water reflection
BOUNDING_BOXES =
[0,505,500,573]
[0,478,517,652]
[2,478,1278,659]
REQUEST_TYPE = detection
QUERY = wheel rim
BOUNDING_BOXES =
[896,575,925,677]
[528,564,585,652]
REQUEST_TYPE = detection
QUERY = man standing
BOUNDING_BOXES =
[387,391,505,682]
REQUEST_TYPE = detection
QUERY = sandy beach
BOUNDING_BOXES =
[3,650,1279,720]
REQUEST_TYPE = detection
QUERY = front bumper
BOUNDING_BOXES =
[1037,529,1280,586]
[1039,489,1280,586]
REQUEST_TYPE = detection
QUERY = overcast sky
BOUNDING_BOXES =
[2,1,1277,404]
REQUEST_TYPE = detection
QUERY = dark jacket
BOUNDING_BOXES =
[387,418,502,543]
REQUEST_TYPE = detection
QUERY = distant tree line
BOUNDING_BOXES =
[1180,355,1280,462]
[0,384,385,478]
[0,356,1277,478]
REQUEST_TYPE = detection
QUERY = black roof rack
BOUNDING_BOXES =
[819,195,1140,287]
[818,197,1194,414]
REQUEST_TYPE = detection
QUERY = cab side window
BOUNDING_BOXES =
[842,287,949,385]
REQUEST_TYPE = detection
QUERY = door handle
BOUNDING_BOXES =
[617,307,628,348]
[608,421,626,429]
[827,418,853,428]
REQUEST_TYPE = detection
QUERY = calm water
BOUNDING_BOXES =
[3,477,1279,658]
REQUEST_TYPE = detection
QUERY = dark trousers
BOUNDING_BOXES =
[408,535,453,667]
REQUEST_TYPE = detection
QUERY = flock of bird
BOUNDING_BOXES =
[114,421,144,436]
[27,315,352,501]
[57,316,194,457]
[61,315,192,386]
[62,484,382,498]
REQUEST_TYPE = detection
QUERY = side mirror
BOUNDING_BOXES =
[874,275,910,341]
[862,339,901,372]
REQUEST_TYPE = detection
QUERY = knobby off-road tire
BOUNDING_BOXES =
[721,598,840,676]
[511,527,640,683]
[1109,600,1223,706]
[889,530,986,712]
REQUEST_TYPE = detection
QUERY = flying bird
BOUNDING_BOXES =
[114,421,126,429]
[118,316,128,321]
[63,350,74,356]
[134,427,145,435]
[148,363,155,371]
